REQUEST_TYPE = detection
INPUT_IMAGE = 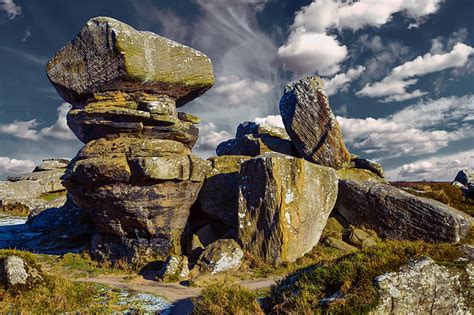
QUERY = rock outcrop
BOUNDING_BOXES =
[216,121,298,157]
[336,180,473,243]
[279,77,350,169]
[372,257,471,314]
[237,152,338,264]
[0,159,68,214]
[453,168,474,197]
[47,17,215,264]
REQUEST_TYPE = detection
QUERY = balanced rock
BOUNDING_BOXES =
[216,121,298,157]
[47,17,214,106]
[348,154,384,178]
[49,17,215,264]
[336,180,473,243]
[279,77,350,169]
[372,257,470,314]
[33,158,69,172]
[237,152,338,264]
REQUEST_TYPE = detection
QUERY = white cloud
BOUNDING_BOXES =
[277,31,347,76]
[0,0,21,20]
[213,76,272,104]
[0,103,75,141]
[254,115,285,128]
[338,95,474,158]
[323,66,365,96]
[0,157,35,175]
[278,0,443,76]
[386,149,474,181]
[357,43,474,102]
[195,122,232,152]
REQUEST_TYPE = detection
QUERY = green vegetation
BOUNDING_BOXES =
[392,182,474,216]
[192,283,264,315]
[269,240,467,314]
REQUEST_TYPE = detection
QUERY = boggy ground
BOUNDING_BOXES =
[0,182,472,314]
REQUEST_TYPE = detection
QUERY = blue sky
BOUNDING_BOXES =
[0,0,473,181]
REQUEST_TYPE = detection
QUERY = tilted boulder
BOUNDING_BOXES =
[46,17,214,106]
[372,257,471,314]
[48,17,215,264]
[237,152,338,264]
[279,77,351,169]
[453,168,474,196]
[335,180,473,243]
[216,121,298,157]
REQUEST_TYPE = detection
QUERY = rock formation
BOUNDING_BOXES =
[335,180,473,243]
[453,168,474,197]
[237,152,338,264]
[279,77,351,169]
[0,159,68,214]
[47,17,215,264]
[216,121,298,157]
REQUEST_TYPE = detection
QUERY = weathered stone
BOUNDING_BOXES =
[46,17,214,106]
[336,180,473,243]
[237,152,338,264]
[137,95,177,116]
[236,121,290,140]
[279,77,350,169]
[158,255,189,282]
[196,239,244,275]
[8,169,65,192]
[372,257,470,314]
[129,155,191,181]
[216,134,297,157]
[347,227,377,248]
[336,168,386,183]
[324,237,358,253]
[77,137,191,158]
[178,112,200,124]
[70,155,131,184]
[34,159,69,172]
[350,156,384,178]
[321,217,345,239]
[454,168,474,187]
[64,180,203,263]
[197,155,251,228]
[1,256,29,288]
[142,122,199,149]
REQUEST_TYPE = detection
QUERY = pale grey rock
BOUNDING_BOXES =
[158,255,189,281]
[1,256,29,288]
[196,239,243,275]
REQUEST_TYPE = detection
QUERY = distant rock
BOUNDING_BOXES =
[336,167,386,183]
[336,180,473,243]
[195,239,243,275]
[46,17,214,106]
[0,160,68,215]
[372,257,470,314]
[279,77,351,169]
[217,121,298,157]
[453,168,474,197]
[237,152,338,264]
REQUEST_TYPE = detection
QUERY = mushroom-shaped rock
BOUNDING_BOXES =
[47,17,215,106]
[279,77,351,169]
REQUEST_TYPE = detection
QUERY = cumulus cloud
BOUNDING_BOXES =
[385,149,474,181]
[278,0,443,76]
[323,66,366,96]
[254,114,285,128]
[0,103,75,141]
[358,43,474,102]
[195,122,233,152]
[0,0,21,20]
[0,157,35,175]
[213,76,272,105]
[338,95,474,158]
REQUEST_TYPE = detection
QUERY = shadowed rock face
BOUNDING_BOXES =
[237,152,338,264]
[46,17,214,106]
[336,180,473,243]
[279,77,351,169]
[46,17,215,264]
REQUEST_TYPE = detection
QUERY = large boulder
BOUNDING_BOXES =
[372,257,471,314]
[279,77,350,169]
[46,17,214,106]
[195,239,244,275]
[237,152,338,264]
[217,121,298,157]
[453,168,474,196]
[335,180,473,243]
[0,256,42,290]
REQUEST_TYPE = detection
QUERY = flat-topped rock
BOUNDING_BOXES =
[47,17,215,106]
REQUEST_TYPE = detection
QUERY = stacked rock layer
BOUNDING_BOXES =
[47,17,214,264]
